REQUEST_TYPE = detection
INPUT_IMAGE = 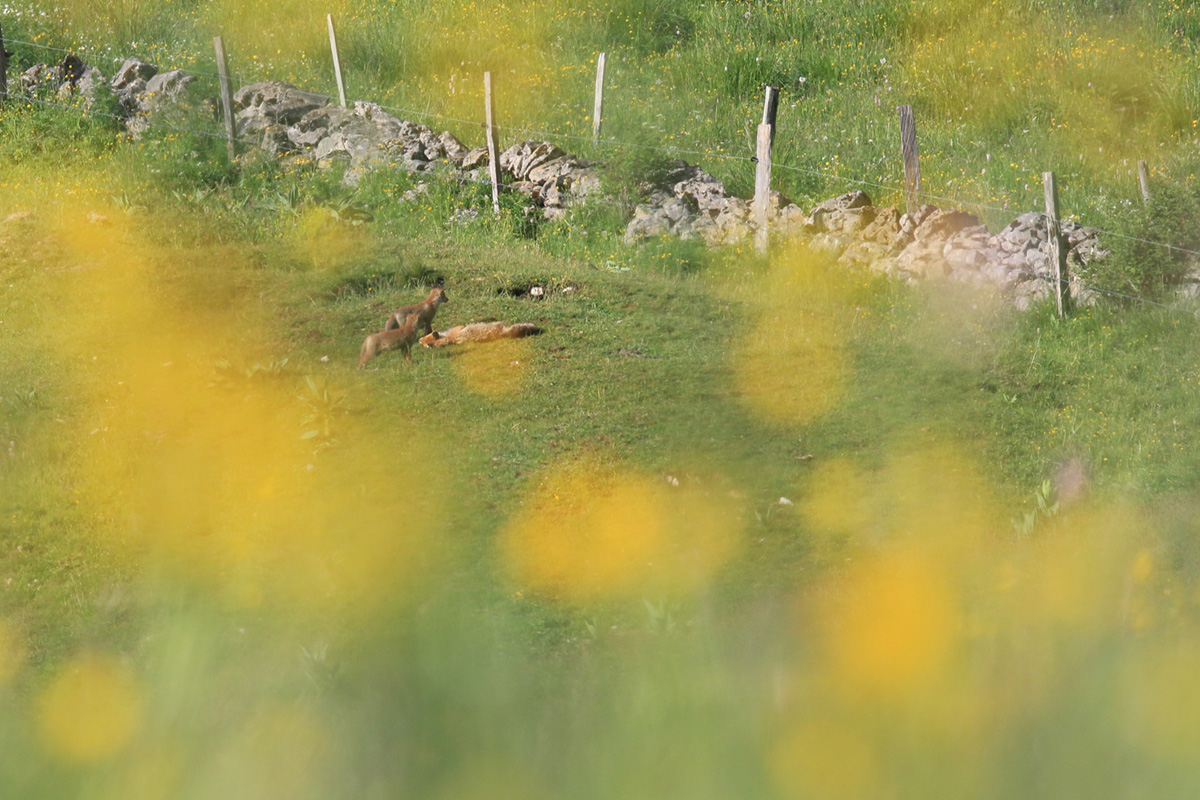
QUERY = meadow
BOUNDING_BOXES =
[4,1,1200,797]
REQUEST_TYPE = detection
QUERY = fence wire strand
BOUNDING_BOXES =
[6,32,1200,314]
[14,92,264,147]
[2,36,234,84]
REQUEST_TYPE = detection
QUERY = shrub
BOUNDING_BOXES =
[1085,178,1200,300]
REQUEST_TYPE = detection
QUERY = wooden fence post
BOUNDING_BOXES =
[898,104,921,214]
[213,36,236,161]
[327,14,347,108]
[754,123,773,256]
[0,24,11,101]
[1043,171,1070,318]
[592,52,606,146]
[484,71,501,216]
[761,85,779,147]
[1138,160,1151,205]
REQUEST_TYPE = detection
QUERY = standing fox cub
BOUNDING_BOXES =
[419,322,543,347]
[358,313,420,369]
[384,287,448,336]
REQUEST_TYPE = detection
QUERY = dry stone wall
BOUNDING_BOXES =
[19,53,1163,309]
[624,167,1113,309]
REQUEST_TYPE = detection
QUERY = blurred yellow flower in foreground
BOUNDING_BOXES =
[39,188,441,619]
[501,456,741,601]
[1015,503,1142,630]
[801,441,997,556]
[452,337,533,397]
[291,206,375,271]
[801,456,875,540]
[731,248,852,426]
[37,653,144,763]
[820,554,961,697]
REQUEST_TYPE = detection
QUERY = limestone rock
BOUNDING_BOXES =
[461,147,490,170]
[913,208,980,242]
[59,54,86,87]
[76,67,105,101]
[140,70,194,110]
[859,206,903,245]
[500,141,566,180]
[111,59,158,92]
[234,82,329,133]
[674,166,728,211]
[19,64,60,94]
[1013,278,1052,310]
[438,131,469,163]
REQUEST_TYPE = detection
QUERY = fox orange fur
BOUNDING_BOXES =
[383,287,448,336]
[419,321,543,348]
[358,313,420,368]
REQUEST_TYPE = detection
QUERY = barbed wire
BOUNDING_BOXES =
[1074,282,1197,314]
[1072,227,1200,259]
[13,92,264,147]
[499,120,757,164]
[12,34,1188,249]
[404,164,1200,313]
[2,36,235,85]
[384,166,632,213]
[358,101,1049,224]
[396,166,1200,314]
[770,161,1200,259]
[1004,262,1198,316]
[0,34,308,96]
[7,35,1200,312]
[348,96,1044,220]
[10,90,632,214]
[367,100,490,132]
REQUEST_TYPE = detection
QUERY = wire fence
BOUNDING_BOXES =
[5,31,1200,316]
[16,92,264,147]
[0,37,1130,215]
[3,35,244,88]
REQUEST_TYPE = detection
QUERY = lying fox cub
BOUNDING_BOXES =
[419,322,543,347]
[383,287,448,336]
[358,313,420,369]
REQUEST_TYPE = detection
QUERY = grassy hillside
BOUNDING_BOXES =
[9,0,1200,219]
[4,2,1200,798]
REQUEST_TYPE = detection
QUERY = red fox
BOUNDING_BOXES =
[358,313,420,368]
[383,287,448,336]
[419,322,543,348]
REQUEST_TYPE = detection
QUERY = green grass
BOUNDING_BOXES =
[8,0,1200,221]
[5,2,1200,796]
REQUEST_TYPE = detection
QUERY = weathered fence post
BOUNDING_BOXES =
[1043,171,1070,318]
[213,36,236,161]
[327,14,347,108]
[592,52,606,146]
[484,71,501,216]
[898,104,921,214]
[753,123,773,256]
[1137,160,1151,205]
[0,24,11,101]
[761,85,779,147]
